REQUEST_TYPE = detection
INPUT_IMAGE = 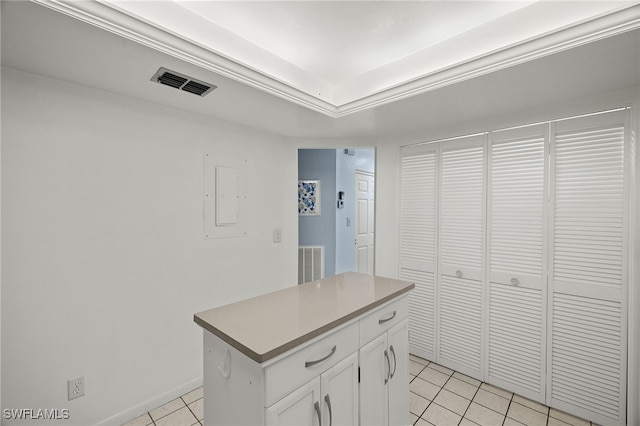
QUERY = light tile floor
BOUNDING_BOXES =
[122,387,203,426]
[409,354,597,426]
[122,354,597,426]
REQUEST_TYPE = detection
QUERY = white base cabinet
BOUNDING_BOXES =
[266,353,358,426]
[202,295,410,426]
[359,320,409,426]
[266,378,321,425]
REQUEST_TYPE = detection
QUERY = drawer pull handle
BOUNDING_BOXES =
[510,278,520,286]
[390,345,397,379]
[314,401,321,426]
[379,310,397,324]
[305,345,337,368]
[325,394,333,426]
[456,270,463,278]
[384,349,391,385]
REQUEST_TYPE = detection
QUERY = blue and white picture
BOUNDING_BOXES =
[298,180,320,215]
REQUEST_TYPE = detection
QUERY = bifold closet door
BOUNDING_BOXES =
[487,124,547,403]
[549,110,629,426]
[399,144,437,360]
[437,135,486,379]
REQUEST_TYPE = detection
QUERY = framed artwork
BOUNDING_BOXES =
[298,180,321,215]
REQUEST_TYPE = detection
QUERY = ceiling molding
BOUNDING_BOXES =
[32,0,338,116]
[32,0,640,119]
[335,3,640,117]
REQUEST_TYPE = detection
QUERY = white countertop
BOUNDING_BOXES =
[194,272,414,363]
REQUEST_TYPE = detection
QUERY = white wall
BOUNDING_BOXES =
[0,2,3,414]
[1,67,298,425]
[373,144,401,279]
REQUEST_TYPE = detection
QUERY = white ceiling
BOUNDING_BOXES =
[2,1,640,140]
[172,1,535,87]
[97,0,639,111]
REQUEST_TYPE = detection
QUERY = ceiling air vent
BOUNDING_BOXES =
[151,67,216,97]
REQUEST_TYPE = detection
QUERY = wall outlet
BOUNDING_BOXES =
[67,376,85,401]
[273,228,282,243]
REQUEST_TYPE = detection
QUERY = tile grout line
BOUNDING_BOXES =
[420,362,443,420]
[411,361,434,422]
[457,375,480,426]
[182,395,201,425]
[417,363,463,424]
[416,362,432,420]
[500,390,514,426]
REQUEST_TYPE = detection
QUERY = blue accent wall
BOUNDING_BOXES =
[299,148,375,278]
[298,149,336,278]
[336,149,375,274]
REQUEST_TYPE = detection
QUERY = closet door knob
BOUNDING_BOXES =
[510,278,520,286]
[456,270,463,278]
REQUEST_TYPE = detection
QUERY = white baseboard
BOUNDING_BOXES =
[96,376,203,426]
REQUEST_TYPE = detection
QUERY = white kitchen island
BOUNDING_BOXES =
[194,272,415,426]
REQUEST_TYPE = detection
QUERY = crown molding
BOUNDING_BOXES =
[335,3,640,117]
[32,0,640,119]
[32,0,338,116]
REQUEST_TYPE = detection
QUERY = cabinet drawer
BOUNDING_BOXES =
[359,296,408,346]
[264,322,358,407]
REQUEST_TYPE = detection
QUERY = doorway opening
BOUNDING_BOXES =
[297,148,375,284]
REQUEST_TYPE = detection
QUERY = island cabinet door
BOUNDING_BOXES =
[387,321,409,426]
[320,353,359,426]
[266,378,321,426]
[359,334,389,426]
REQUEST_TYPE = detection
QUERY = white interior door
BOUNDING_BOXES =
[487,123,548,403]
[355,171,375,274]
[437,134,486,379]
[399,144,438,360]
[548,109,628,426]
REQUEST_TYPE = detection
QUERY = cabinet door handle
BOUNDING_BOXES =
[324,394,333,426]
[305,345,337,368]
[314,401,321,426]
[510,277,520,286]
[379,310,397,324]
[390,345,397,379]
[384,349,391,385]
[456,270,463,278]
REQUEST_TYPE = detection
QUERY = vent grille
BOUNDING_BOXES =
[298,246,324,284]
[151,67,216,97]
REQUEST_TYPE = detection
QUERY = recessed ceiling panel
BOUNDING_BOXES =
[177,1,535,86]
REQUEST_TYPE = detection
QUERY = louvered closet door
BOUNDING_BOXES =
[399,144,437,360]
[487,124,547,403]
[549,110,629,426]
[437,135,486,378]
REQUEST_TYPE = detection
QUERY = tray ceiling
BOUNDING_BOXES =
[31,0,640,117]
